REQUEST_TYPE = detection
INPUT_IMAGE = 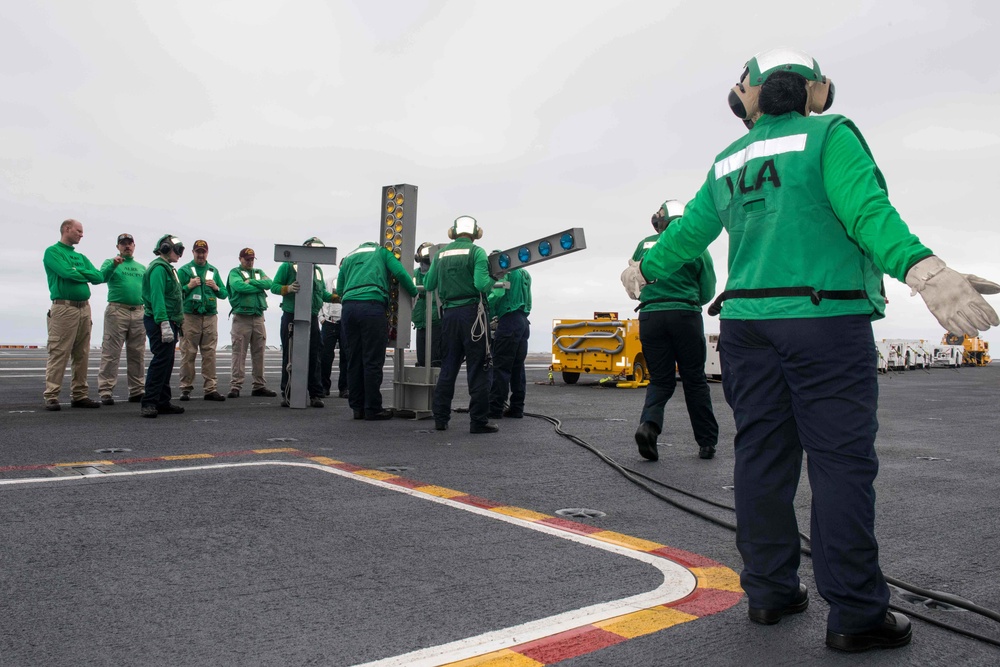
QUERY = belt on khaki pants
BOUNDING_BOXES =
[52,299,88,307]
[110,302,143,311]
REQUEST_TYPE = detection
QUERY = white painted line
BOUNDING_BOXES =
[2,460,696,666]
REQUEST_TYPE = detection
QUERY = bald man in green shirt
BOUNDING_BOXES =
[42,219,109,411]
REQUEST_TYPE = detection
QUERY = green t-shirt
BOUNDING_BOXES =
[100,256,146,306]
[43,241,104,301]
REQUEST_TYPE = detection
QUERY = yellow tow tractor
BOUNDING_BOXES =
[550,312,648,387]
[942,333,992,366]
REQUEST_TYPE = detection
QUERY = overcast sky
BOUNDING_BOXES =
[4,0,999,354]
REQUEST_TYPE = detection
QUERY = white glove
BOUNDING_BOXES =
[905,256,1000,336]
[160,321,174,344]
[287,281,301,294]
[621,259,647,301]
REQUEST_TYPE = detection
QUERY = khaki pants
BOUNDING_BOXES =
[231,314,267,392]
[98,303,146,398]
[179,313,219,394]
[44,302,92,401]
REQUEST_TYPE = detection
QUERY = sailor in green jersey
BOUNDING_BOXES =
[271,237,337,407]
[177,239,228,402]
[413,242,442,368]
[140,234,186,418]
[97,233,147,405]
[622,48,999,652]
[337,239,418,420]
[486,261,531,420]
[225,247,276,399]
[42,218,108,410]
[628,200,718,462]
[423,216,498,433]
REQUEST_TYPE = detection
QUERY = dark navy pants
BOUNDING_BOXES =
[415,323,442,367]
[489,310,529,417]
[320,321,347,394]
[637,309,717,449]
[341,300,388,416]
[142,316,177,409]
[279,310,324,399]
[433,304,491,427]
[719,315,888,633]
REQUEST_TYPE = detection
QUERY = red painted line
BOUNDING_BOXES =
[647,545,720,568]
[667,587,744,617]
[516,626,628,663]
[537,516,605,535]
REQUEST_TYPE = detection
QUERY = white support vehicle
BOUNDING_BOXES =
[931,344,964,368]
[875,341,891,373]
[881,340,907,371]
[903,340,933,370]
[705,333,722,380]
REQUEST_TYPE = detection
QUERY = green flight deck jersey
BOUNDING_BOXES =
[412,268,441,329]
[632,235,715,313]
[422,238,494,308]
[488,267,532,318]
[272,263,334,315]
[227,267,272,317]
[142,257,183,324]
[337,242,417,303]
[178,260,228,315]
[640,112,933,321]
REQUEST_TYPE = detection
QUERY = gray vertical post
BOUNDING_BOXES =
[273,244,338,409]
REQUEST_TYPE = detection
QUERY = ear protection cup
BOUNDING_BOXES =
[806,77,835,114]
[447,227,456,240]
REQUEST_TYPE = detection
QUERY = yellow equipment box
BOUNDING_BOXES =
[550,312,648,386]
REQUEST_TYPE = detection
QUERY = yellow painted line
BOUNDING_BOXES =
[252,448,298,454]
[593,607,698,638]
[445,650,545,667]
[590,531,665,552]
[55,460,114,467]
[307,456,343,466]
[354,470,399,481]
[162,454,215,461]
[491,506,552,522]
[414,484,467,499]
[691,566,743,593]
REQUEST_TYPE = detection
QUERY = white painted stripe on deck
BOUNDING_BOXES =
[1,461,696,667]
